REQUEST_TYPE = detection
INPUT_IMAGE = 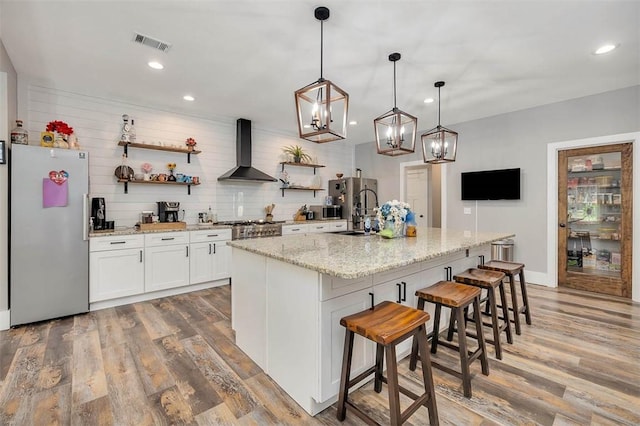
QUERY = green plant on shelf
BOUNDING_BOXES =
[282,145,312,163]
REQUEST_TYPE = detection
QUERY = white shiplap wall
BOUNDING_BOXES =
[24,84,355,226]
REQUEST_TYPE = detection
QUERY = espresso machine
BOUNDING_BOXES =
[157,201,180,222]
[328,177,378,231]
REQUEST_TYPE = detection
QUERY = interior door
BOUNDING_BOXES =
[558,142,632,297]
[406,166,429,228]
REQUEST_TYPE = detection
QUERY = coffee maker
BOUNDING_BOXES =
[157,201,180,222]
[91,197,106,230]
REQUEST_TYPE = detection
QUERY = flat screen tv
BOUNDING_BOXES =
[461,168,521,200]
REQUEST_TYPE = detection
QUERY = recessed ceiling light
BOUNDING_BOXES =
[349,121,358,126]
[594,44,618,55]
[424,98,434,104]
[148,61,164,70]
[183,95,195,101]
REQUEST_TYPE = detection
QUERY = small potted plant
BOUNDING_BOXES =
[167,162,177,181]
[282,145,312,163]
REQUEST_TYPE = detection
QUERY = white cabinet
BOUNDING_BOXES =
[329,220,347,232]
[189,229,232,285]
[89,235,144,302]
[282,223,309,235]
[308,222,330,233]
[144,232,190,292]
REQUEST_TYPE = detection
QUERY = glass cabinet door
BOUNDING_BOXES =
[558,143,632,298]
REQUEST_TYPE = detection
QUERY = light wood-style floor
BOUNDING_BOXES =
[0,283,638,425]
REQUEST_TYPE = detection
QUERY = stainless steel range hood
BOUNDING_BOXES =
[218,118,277,182]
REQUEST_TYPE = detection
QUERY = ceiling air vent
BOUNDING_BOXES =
[132,33,172,53]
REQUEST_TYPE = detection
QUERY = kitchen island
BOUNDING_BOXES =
[228,228,514,415]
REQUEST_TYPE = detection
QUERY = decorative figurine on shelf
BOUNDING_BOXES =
[167,162,177,181]
[185,137,197,151]
[120,114,136,143]
[141,162,153,181]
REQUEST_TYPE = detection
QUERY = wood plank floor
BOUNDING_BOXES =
[1,283,638,425]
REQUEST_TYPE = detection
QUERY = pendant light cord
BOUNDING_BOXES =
[320,19,324,80]
[393,60,397,109]
[437,85,441,126]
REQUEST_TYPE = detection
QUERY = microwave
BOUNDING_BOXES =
[310,205,342,220]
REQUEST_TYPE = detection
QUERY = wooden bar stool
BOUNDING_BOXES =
[478,260,531,335]
[337,301,439,425]
[453,268,512,360]
[409,281,489,398]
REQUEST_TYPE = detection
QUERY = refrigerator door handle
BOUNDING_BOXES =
[82,193,89,241]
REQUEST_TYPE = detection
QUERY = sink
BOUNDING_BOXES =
[335,231,369,237]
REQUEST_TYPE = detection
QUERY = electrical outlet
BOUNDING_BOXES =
[464,207,472,215]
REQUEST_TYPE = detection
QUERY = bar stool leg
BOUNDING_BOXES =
[487,288,503,360]
[431,304,442,354]
[409,298,426,371]
[374,343,384,393]
[385,344,402,425]
[455,306,472,398]
[337,330,354,421]
[446,309,456,342]
[498,281,513,344]
[472,296,489,376]
[507,272,522,335]
[416,324,439,425]
[520,269,532,325]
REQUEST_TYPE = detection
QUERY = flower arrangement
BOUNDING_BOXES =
[185,137,197,149]
[167,162,176,171]
[46,120,74,136]
[141,163,153,173]
[376,200,412,237]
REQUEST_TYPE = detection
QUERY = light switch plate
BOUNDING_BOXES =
[464,207,472,215]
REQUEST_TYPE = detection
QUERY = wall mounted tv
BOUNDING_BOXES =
[461,168,521,200]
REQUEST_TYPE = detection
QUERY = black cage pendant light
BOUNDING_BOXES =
[374,52,417,156]
[422,81,458,163]
[295,6,349,143]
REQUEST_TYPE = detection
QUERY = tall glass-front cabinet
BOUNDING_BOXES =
[558,142,632,298]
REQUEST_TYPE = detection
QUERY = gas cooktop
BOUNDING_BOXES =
[219,220,285,226]
[222,220,284,240]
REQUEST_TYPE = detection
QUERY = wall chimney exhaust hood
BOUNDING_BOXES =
[218,119,277,182]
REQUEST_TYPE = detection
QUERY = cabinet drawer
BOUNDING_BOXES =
[190,228,232,243]
[320,274,372,301]
[308,223,329,233]
[282,224,309,235]
[90,234,144,252]
[145,231,189,247]
[330,221,347,232]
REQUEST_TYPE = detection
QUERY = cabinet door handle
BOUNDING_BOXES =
[186,246,189,257]
[369,292,374,309]
[162,237,175,241]
[478,255,485,265]
[396,283,402,303]
[139,250,143,263]
[559,223,566,228]
[401,281,407,302]
[213,243,216,254]
[110,241,126,245]
[207,234,219,237]
[444,266,452,281]
[209,243,212,255]
[292,228,300,231]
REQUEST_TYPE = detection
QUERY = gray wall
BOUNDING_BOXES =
[355,85,640,279]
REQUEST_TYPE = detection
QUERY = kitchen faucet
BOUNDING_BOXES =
[354,187,379,218]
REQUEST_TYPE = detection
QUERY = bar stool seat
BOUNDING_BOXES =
[478,260,531,335]
[453,268,512,359]
[409,281,489,398]
[337,301,439,425]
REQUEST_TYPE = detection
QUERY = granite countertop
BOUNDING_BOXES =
[227,228,515,279]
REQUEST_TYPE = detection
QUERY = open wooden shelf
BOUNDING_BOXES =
[280,162,325,174]
[118,141,201,163]
[280,187,324,197]
[117,179,200,195]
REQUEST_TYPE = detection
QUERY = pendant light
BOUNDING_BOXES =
[295,6,349,143]
[374,53,417,156]
[422,81,458,163]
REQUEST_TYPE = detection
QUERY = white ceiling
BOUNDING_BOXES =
[1,1,638,145]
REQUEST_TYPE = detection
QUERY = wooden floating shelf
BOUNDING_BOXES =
[280,162,325,174]
[117,179,200,195]
[280,187,325,197]
[118,141,201,163]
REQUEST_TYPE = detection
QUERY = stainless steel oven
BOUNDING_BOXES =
[221,220,284,240]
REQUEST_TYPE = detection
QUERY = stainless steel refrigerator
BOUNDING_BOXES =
[328,177,378,231]
[10,144,89,326]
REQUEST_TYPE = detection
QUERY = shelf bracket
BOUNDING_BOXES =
[281,163,285,172]
[123,144,128,158]
[187,152,192,164]
[187,184,191,195]
[123,181,128,194]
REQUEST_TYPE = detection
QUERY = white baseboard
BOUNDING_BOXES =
[519,269,553,287]
[0,309,10,330]
[90,279,229,312]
